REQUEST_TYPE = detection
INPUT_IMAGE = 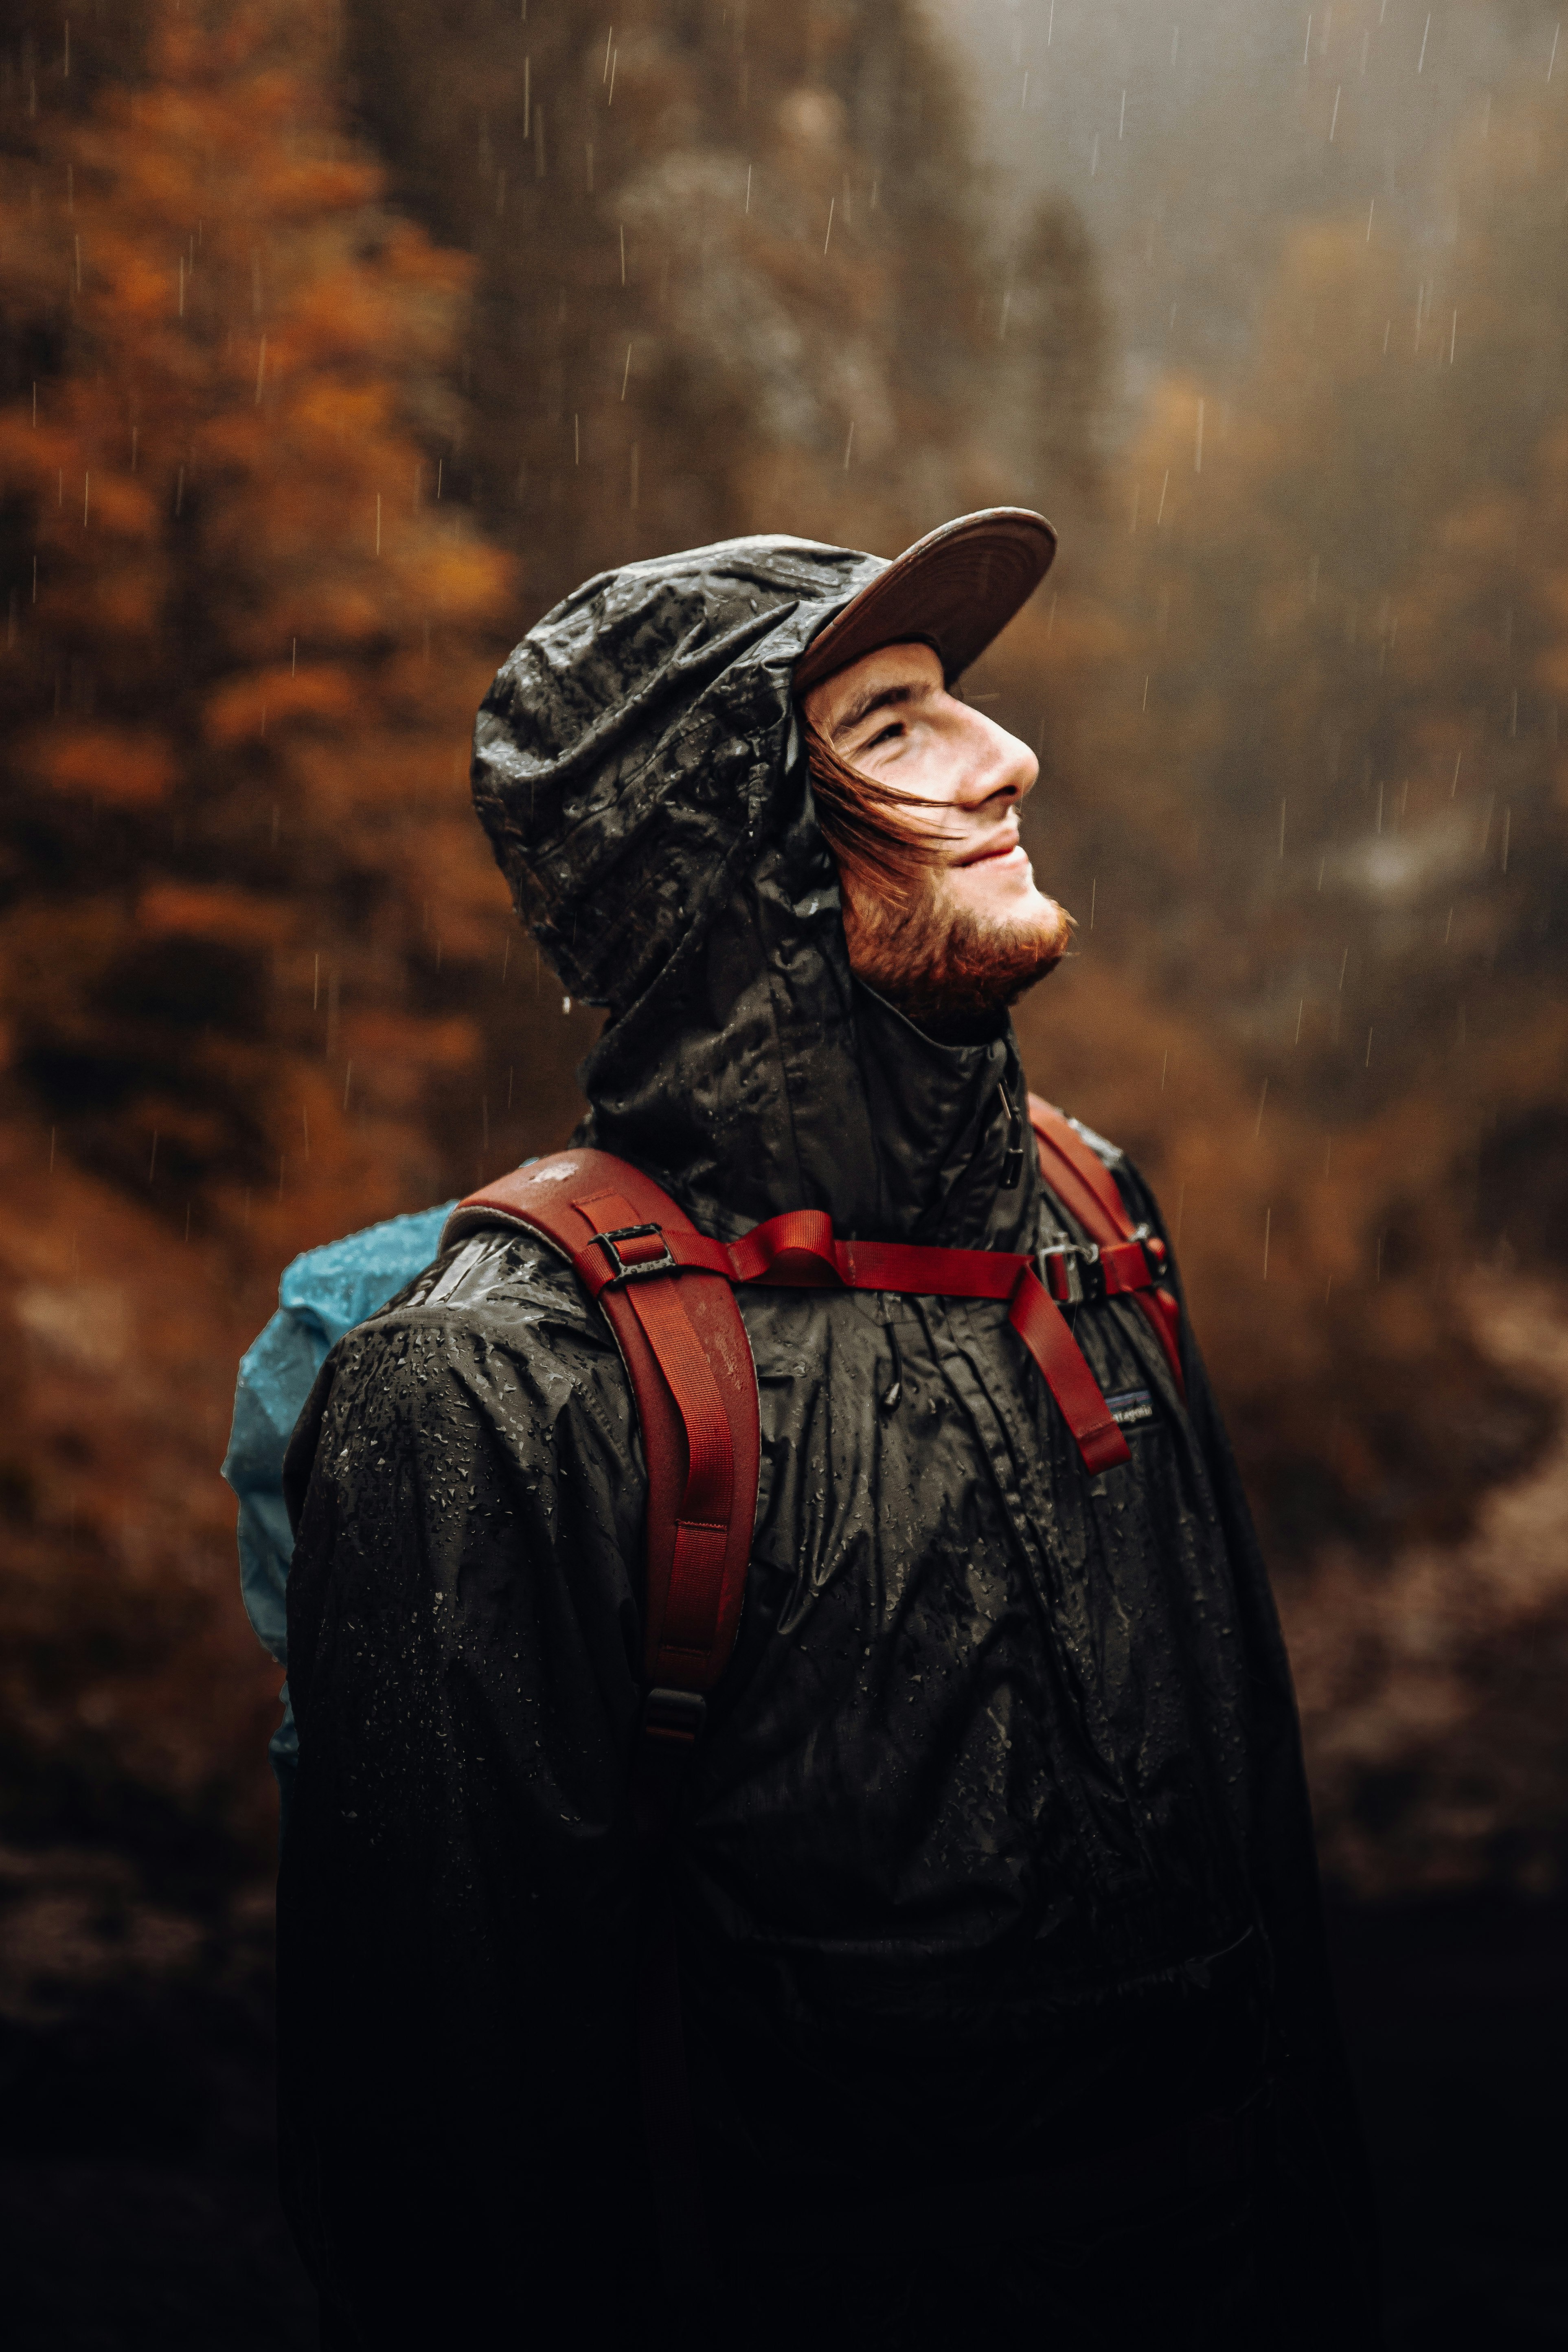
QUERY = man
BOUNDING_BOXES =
[274,511,1378,2348]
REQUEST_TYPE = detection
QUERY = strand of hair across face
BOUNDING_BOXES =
[800,714,955,899]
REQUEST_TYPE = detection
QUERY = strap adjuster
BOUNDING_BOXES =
[642,1686,708,1745]
[593,1222,678,1284]
[1037,1237,1102,1306]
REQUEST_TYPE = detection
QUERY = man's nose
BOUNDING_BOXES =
[958,709,1037,807]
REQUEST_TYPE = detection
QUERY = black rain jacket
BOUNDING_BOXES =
[277,534,1376,2347]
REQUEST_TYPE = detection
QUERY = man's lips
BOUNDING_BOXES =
[955,831,1027,869]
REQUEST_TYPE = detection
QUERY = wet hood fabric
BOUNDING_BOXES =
[277,537,1377,2340]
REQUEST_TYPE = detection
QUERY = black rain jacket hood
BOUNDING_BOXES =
[471,531,1026,1241]
[278,533,1377,2345]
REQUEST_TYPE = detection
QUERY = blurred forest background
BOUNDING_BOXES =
[1,1,1565,2343]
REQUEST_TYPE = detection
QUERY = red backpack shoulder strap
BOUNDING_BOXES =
[1026,1093,1135,1243]
[447,1152,752,2290]
[1027,1095,1186,1400]
[443,1150,760,1709]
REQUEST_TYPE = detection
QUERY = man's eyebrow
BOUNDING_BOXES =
[829,678,930,742]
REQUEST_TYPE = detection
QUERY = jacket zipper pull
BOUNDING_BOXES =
[881,1316,904,1411]
[998,1080,1024,1190]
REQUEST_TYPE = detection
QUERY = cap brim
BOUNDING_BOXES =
[792,507,1057,696]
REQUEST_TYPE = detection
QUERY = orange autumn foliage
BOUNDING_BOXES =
[0,0,581,1855]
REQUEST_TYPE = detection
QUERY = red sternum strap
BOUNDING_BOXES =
[570,1210,1173,1479]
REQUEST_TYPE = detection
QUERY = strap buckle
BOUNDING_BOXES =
[593,1222,678,1284]
[1037,1237,1103,1306]
[642,1686,708,1746]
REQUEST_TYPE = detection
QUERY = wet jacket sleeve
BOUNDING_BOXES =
[275,1282,656,2341]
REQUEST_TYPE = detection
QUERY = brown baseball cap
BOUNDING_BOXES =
[792,506,1057,696]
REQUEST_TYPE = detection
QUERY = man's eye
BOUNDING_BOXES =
[866,722,903,750]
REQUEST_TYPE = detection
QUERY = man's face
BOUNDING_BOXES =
[800,638,1071,1036]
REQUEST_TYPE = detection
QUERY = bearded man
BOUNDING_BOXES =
[274,511,1379,2350]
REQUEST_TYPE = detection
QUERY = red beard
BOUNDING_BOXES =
[843,882,1074,1042]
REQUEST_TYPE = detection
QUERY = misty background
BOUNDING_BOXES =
[1,1,1565,2343]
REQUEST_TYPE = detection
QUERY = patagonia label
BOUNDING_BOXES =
[1105,1388,1156,1431]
